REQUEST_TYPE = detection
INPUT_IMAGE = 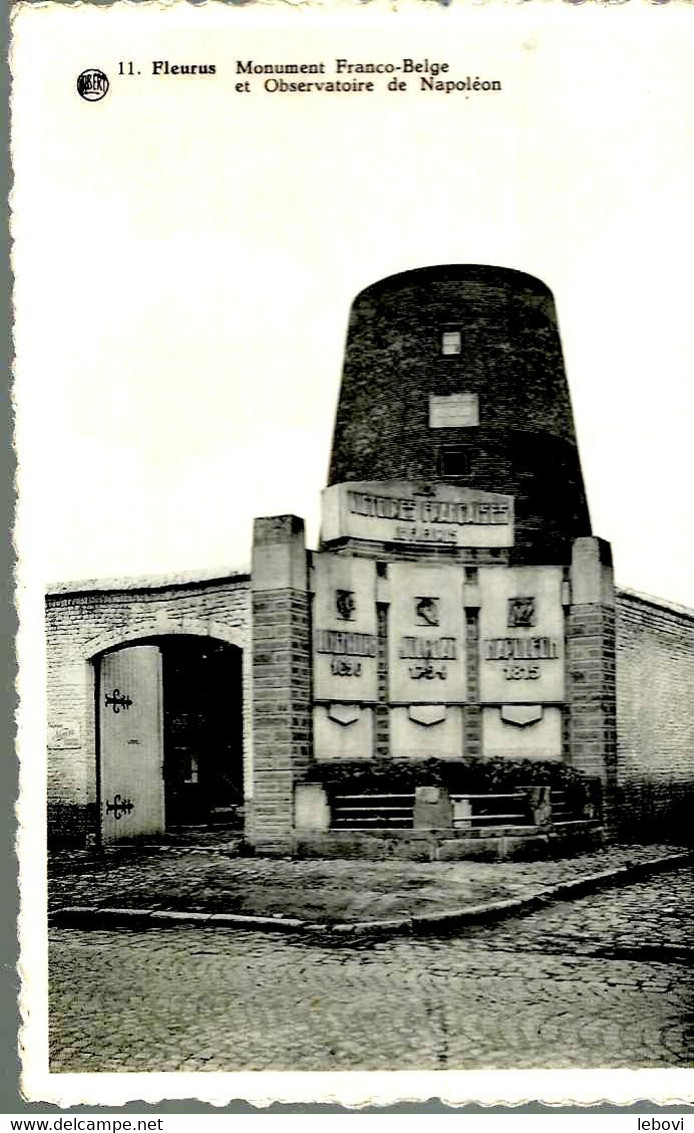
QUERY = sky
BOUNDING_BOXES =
[12,2,694,608]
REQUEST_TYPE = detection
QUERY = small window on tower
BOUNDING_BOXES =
[441,328,462,355]
[439,446,470,478]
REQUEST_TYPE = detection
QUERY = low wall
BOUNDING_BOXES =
[615,589,694,840]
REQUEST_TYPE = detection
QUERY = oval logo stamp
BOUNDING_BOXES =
[76,69,109,102]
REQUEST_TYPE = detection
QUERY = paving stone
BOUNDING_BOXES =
[48,842,690,924]
[49,866,694,1072]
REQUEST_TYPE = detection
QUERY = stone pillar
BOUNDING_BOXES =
[451,796,472,831]
[249,516,312,854]
[567,537,617,832]
[413,786,453,830]
[294,783,330,833]
[527,785,552,829]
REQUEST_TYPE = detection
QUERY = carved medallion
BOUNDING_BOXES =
[415,596,439,626]
[335,589,355,621]
[507,597,535,628]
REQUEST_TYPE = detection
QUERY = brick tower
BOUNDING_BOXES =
[328,265,592,564]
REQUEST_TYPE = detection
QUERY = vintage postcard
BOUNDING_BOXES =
[11,0,694,1112]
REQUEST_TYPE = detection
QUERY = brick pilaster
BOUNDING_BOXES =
[249,516,312,854]
[375,603,389,759]
[567,537,617,831]
[463,607,481,758]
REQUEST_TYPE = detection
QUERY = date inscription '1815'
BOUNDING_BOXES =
[484,636,560,681]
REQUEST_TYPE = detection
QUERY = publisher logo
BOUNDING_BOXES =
[77,69,109,102]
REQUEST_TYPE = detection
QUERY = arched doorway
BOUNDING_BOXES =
[162,636,243,826]
[97,635,243,843]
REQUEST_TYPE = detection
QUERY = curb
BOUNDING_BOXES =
[50,849,692,938]
[51,907,306,932]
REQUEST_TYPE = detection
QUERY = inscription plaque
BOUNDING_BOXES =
[312,554,377,703]
[321,479,514,549]
[47,722,81,749]
[479,567,565,703]
[388,563,465,703]
[429,392,479,428]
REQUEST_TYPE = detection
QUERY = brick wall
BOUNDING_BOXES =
[46,570,251,844]
[566,538,617,829]
[615,589,694,840]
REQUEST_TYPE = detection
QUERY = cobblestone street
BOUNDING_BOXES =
[49,867,694,1072]
[48,842,688,923]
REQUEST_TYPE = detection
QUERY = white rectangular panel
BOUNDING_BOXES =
[313,705,374,763]
[479,566,565,703]
[482,705,563,760]
[390,705,463,761]
[388,563,466,704]
[321,479,514,549]
[429,393,479,428]
[312,553,378,703]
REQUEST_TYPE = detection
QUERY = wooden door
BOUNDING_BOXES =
[99,645,164,843]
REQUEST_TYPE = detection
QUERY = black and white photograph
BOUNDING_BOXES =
[11,0,694,1110]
